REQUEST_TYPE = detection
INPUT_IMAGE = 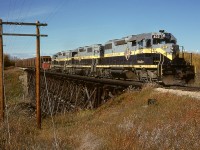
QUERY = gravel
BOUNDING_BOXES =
[154,88,200,100]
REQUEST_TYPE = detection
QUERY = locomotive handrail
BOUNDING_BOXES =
[157,53,161,78]
[161,54,165,76]
[157,52,165,78]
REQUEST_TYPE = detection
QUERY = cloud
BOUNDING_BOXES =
[10,52,36,59]
[20,9,52,20]
[10,51,53,59]
[2,6,53,21]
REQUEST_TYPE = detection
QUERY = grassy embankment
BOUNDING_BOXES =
[0,54,200,149]
[183,53,200,85]
[192,53,200,85]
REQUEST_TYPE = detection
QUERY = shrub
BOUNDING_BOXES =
[4,53,16,68]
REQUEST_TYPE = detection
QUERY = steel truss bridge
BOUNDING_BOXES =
[26,69,142,115]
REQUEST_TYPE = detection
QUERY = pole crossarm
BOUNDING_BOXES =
[2,33,48,37]
[1,22,47,26]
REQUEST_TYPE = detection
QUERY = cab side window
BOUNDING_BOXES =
[131,40,136,46]
[138,40,143,49]
[146,39,151,48]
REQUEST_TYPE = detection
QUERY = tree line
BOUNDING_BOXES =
[4,53,17,68]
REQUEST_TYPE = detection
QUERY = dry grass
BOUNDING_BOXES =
[192,53,200,85]
[182,52,200,85]
[1,68,200,149]
[42,85,200,149]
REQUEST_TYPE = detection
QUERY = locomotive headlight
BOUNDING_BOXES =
[162,46,168,49]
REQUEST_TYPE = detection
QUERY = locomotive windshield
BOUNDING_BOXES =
[152,33,176,45]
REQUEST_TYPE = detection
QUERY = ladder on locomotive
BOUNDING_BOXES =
[157,53,165,81]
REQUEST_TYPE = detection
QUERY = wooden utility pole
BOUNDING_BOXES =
[0,19,4,121]
[0,19,47,129]
[36,21,41,129]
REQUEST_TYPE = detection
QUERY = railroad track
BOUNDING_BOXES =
[163,85,200,92]
[26,68,200,92]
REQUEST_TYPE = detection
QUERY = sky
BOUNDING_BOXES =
[0,0,200,58]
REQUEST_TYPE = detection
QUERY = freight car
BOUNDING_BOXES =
[51,30,195,85]
[15,56,51,70]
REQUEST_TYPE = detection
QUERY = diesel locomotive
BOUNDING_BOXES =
[51,30,195,85]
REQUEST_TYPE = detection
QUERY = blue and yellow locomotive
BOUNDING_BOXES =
[51,30,195,85]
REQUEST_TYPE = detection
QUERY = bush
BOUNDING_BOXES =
[4,53,15,68]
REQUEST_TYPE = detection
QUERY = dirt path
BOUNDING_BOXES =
[155,88,200,100]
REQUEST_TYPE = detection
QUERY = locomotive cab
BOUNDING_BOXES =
[152,31,195,85]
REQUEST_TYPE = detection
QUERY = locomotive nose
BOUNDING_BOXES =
[171,45,179,53]
[171,45,180,58]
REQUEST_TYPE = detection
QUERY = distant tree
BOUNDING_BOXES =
[4,53,15,67]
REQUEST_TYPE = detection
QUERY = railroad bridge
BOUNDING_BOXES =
[25,69,142,115]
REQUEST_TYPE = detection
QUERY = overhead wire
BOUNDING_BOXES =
[43,0,68,23]
[17,0,70,58]
[4,0,25,57]
[17,0,40,56]
[40,0,70,60]
[4,0,37,58]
